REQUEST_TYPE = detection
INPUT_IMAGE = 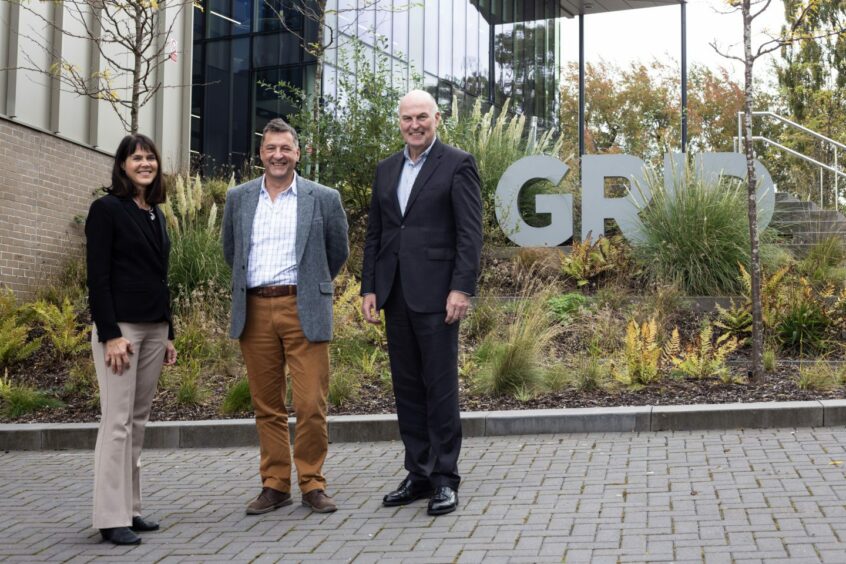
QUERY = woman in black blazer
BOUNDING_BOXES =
[86,134,177,545]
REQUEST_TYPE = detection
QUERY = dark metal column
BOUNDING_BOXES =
[579,13,585,157]
[681,0,688,152]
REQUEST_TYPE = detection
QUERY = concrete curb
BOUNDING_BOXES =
[2,400,846,450]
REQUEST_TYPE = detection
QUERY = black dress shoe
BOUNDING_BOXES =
[427,486,458,515]
[130,516,160,532]
[383,477,433,507]
[100,527,141,545]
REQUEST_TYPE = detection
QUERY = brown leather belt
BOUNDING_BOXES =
[247,285,297,297]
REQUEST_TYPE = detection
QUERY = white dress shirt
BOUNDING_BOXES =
[397,138,437,215]
[247,174,298,287]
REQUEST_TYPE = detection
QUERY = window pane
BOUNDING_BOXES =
[424,0,438,75]
[392,0,409,60]
[479,12,490,99]
[375,0,392,50]
[357,0,376,45]
[253,33,301,68]
[438,0,452,80]
[452,0,465,86]
[465,4,479,93]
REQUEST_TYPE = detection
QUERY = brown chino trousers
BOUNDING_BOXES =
[91,321,168,529]
[240,294,330,494]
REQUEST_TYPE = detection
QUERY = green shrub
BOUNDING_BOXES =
[796,360,843,391]
[0,288,18,321]
[173,360,206,406]
[162,175,231,303]
[30,298,89,360]
[328,370,361,408]
[798,236,846,285]
[461,297,501,343]
[473,293,559,397]
[221,378,252,415]
[559,353,606,392]
[0,316,41,369]
[0,374,63,418]
[633,168,751,295]
[762,347,777,372]
[548,293,590,323]
[776,302,830,356]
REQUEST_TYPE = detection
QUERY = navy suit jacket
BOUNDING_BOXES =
[361,139,483,312]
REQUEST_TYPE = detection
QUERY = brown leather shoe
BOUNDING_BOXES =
[246,487,292,515]
[301,489,337,513]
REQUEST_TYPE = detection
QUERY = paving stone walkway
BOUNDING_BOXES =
[2,428,846,563]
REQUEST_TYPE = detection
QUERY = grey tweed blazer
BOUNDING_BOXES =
[222,176,349,342]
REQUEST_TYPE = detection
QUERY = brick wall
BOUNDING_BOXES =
[0,118,112,300]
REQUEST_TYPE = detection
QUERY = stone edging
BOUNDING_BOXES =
[3,400,846,451]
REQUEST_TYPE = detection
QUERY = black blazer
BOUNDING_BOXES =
[361,139,483,313]
[85,194,173,342]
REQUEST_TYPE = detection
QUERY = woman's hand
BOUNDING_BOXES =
[163,340,177,366]
[105,337,134,375]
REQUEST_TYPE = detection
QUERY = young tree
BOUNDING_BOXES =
[711,0,845,380]
[13,0,191,133]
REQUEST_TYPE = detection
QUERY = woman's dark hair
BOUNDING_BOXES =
[106,133,166,204]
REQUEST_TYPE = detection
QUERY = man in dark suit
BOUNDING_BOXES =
[361,89,483,516]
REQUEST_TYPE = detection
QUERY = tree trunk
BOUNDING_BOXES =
[742,0,764,380]
[130,2,144,134]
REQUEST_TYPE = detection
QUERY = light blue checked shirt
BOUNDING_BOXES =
[397,138,437,215]
[247,174,298,287]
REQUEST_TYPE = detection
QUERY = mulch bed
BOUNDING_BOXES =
[5,361,845,425]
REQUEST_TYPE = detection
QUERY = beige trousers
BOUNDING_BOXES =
[239,294,330,494]
[91,321,168,529]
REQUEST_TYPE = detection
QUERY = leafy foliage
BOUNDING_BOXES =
[30,298,89,360]
[612,318,662,387]
[561,235,627,288]
[272,39,405,225]
[0,372,62,418]
[473,291,559,397]
[670,325,739,382]
[547,293,590,323]
[633,166,752,295]
[221,378,252,415]
[796,360,844,391]
[0,316,41,369]
[162,175,231,303]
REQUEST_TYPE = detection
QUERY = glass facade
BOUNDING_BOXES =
[191,0,565,174]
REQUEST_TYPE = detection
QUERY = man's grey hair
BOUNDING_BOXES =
[398,89,439,116]
[262,118,299,146]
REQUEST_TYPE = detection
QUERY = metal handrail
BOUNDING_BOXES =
[738,111,844,211]
[751,137,846,179]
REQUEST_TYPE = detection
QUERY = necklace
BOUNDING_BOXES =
[134,199,155,220]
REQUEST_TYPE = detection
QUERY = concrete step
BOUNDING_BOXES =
[775,200,819,212]
[791,231,846,244]
[772,210,843,223]
[771,220,846,234]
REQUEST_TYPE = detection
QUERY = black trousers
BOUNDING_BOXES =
[384,271,462,490]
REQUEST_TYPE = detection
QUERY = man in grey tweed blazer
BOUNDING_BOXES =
[223,118,348,515]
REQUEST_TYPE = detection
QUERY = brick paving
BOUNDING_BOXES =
[2,428,846,563]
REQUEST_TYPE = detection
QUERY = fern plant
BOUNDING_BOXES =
[714,301,753,345]
[670,325,739,381]
[30,298,89,360]
[0,316,41,368]
[561,234,626,288]
[612,317,662,387]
